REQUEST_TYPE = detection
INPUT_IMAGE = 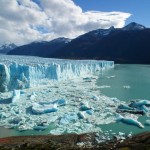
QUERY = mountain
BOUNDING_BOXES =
[50,22,150,64]
[8,22,150,64]
[8,37,71,57]
[0,43,17,54]
[122,22,146,31]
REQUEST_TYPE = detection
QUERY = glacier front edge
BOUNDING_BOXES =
[0,55,114,92]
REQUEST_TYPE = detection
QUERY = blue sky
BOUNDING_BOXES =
[74,0,150,27]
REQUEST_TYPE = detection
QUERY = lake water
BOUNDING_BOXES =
[97,64,150,101]
[98,64,150,135]
[0,64,150,138]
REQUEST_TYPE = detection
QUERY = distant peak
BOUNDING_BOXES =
[109,26,115,30]
[122,22,146,31]
[51,37,71,43]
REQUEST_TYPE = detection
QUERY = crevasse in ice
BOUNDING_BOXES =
[0,55,114,92]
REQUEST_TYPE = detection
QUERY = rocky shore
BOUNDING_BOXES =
[0,132,150,150]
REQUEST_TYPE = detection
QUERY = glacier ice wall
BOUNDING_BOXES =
[0,55,114,92]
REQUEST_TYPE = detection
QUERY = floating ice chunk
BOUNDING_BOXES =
[39,99,67,106]
[111,97,120,103]
[91,95,99,101]
[80,102,91,111]
[83,77,95,82]
[116,114,144,128]
[29,92,36,100]
[128,133,132,138]
[12,90,20,103]
[123,85,131,89]
[117,108,145,115]
[86,110,94,115]
[129,100,150,108]
[9,117,22,124]
[117,103,149,115]
[139,105,149,113]
[34,125,48,131]
[74,122,81,127]
[32,103,58,114]
[58,113,78,125]
[0,112,7,118]
[118,104,134,110]
[106,75,116,79]
[78,112,86,119]
[20,90,26,94]
[145,120,150,125]
[119,132,125,136]
[52,99,67,106]
[50,127,66,135]
[99,85,111,89]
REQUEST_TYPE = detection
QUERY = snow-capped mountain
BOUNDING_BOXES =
[122,22,146,31]
[8,22,150,64]
[51,37,71,43]
[0,43,17,54]
[77,26,115,41]
[50,22,150,64]
[88,26,115,37]
[8,38,71,57]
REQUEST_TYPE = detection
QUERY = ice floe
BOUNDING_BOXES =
[116,114,144,128]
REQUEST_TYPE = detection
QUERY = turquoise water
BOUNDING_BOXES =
[0,64,150,138]
[0,124,56,138]
[98,64,150,101]
[98,64,150,135]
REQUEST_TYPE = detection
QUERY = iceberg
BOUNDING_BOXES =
[39,99,67,106]
[32,103,58,114]
[116,114,144,128]
[77,112,86,119]
[0,55,114,92]
[58,113,78,125]
[51,99,67,106]
[129,100,150,108]
[145,120,150,126]
[91,95,99,101]
[80,102,92,111]
[118,104,134,110]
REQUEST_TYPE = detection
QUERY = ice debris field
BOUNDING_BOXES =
[0,55,150,135]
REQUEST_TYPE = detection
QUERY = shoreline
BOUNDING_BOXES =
[0,132,150,150]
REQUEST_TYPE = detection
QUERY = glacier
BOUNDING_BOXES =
[0,55,119,134]
[0,55,114,92]
[0,55,148,136]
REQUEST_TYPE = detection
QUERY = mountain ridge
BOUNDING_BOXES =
[0,43,17,54]
[8,37,71,57]
[8,22,150,64]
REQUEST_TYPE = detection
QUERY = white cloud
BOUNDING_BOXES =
[0,0,131,45]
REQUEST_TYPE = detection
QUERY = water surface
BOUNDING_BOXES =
[98,64,150,135]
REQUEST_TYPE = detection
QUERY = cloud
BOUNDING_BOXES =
[0,0,131,45]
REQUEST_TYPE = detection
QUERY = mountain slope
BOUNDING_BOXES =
[0,43,17,54]
[50,23,150,64]
[8,22,150,64]
[8,38,71,57]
